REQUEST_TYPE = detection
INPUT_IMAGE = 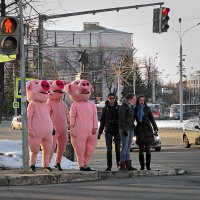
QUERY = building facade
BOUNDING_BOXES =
[187,70,200,104]
[37,22,134,102]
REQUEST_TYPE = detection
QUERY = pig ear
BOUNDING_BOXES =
[90,84,94,92]
[26,81,31,89]
[64,83,71,93]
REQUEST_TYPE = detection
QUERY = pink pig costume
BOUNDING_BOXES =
[26,80,53,172]
[64,79,98,171]
[47,80,69,171]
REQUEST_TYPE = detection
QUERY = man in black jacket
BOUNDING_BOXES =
[98,93,120,171]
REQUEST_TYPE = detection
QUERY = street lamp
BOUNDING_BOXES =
[173,19,200,122]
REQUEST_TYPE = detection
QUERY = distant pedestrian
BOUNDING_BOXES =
[135,95,158,170]
[98,93,120,171]
[118,93,137,171]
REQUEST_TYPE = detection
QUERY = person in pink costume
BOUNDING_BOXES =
[47,80,69,171]
[64,79,98,171]
[26,80,53,172]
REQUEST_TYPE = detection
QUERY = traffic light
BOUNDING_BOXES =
[153,8,160,33]
[161,7,170,32]
[0,17,19,55]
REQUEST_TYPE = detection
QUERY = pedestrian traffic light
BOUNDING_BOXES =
[161,7,170,32]
[153,8,160,33]
[0,17,19,55]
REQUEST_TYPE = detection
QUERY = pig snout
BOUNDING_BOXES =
[55,80,64,89]
[80,80,90,88]
[41,80,50,92]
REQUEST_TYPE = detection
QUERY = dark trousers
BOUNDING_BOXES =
[105,133,121,168]
[139,142,151,155]
[139,142,151,169]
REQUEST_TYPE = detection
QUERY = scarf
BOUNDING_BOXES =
[137,105,145,122]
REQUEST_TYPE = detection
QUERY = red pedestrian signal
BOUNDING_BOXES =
[0,17,19,55]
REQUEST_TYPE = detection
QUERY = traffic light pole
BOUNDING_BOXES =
[19,0,29,171]
[179,18,183,123]
[38,2,164,78]
[0,0,5,124]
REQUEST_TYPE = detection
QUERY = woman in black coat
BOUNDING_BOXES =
[118,94,137,171]
[135,95,158,170]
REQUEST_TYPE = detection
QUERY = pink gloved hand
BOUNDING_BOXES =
[70,125,77,137]
[28,129,35,137]
[92,128,98,135]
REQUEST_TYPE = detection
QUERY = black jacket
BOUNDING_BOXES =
[98,100,119,136]
[118,98,135,131]
[135,105,158,144]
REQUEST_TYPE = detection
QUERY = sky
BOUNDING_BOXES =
[0,120,188,168]
[33,0,200,83]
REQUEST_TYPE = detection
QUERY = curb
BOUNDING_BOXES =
[0,168,187,186]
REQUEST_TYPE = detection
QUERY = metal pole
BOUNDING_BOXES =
[38,15,44,79]
[19,0,29,171]
[179,18,183,122]
[133,68,136,95]
[13,63,17,116]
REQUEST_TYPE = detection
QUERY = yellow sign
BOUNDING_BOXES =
[15,77,33,98]
[13,102,19,108]
[0,54,16,62]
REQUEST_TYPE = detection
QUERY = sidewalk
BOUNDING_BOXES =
[0,166,187,186]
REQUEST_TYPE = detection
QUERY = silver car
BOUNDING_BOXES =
[130,134,162,152]
[11,116,22,130]
[182,117,200,148]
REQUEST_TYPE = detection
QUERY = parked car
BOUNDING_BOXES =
[130,134,162,152]
[11,116,22,130]
[182,117,200,148]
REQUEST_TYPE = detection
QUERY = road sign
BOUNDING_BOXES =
[13,102,19,108]
[15,77,33,98]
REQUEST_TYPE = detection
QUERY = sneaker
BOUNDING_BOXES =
[29,165,36,172]
[44,167,52,172]
[54,163,63,171]
[79,167,85,171]
[105,167,111,171]
[84,166,96,171]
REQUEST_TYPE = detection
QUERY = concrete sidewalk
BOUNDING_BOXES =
[0,167,187,186]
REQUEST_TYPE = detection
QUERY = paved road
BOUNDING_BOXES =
[0,175,199,200]
[0,125,199,174]
[0,123,200,199]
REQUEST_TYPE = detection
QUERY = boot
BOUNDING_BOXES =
[116,151,120,168]
[146,154,151,170]
[118,161,126,170]
[105,150,112,171]
[125,160,137,170]
[139,154,145,170]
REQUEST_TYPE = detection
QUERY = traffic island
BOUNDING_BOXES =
[0,168,188,186]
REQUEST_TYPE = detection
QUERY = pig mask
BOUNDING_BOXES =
[26,80,50,102]
[64,79,94,102]
[48,80,68,100]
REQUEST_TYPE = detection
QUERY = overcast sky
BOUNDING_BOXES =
[36,0,200,83]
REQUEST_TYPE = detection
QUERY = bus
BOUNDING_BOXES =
[147,103,161,119]
[169,104,200,119]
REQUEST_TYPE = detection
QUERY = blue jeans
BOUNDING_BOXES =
[119,129,134,161]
